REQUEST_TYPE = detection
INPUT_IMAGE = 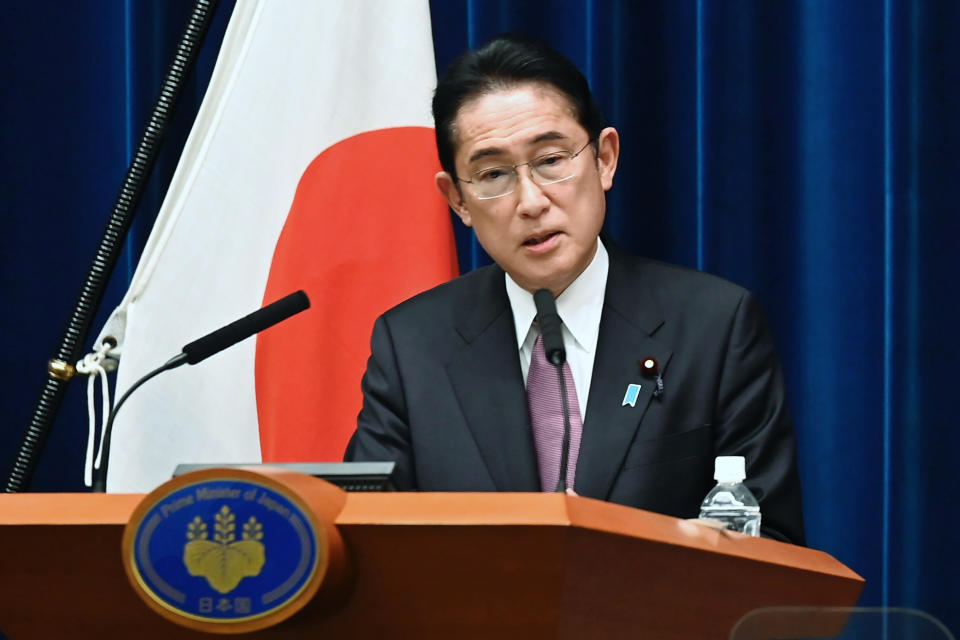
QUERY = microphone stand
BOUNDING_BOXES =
[553,359,573,493]
[92,354,187,492]
[534,288,573,494]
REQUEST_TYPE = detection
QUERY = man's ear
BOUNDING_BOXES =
[595,127,620,192]
[436,171,472,227]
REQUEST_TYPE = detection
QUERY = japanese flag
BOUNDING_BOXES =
[96,0,457,491]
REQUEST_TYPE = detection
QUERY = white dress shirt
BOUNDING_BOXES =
[504,238,609,420]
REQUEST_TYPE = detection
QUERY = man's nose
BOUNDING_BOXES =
[515,167,550,217]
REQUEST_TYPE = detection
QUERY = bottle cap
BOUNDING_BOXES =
[714,456,746,483]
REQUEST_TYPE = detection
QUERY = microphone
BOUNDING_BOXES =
[92,290,310,492]
[533,289,572,492]
[181,290,309,365]
[533,288,565,365]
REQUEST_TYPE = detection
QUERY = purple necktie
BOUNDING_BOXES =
[527,332,584,492]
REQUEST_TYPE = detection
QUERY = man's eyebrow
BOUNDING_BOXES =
[467,147,505,164]
[531,131,568,145]
[466,131,571,165]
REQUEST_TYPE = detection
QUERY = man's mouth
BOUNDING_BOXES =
[523,231,560,246]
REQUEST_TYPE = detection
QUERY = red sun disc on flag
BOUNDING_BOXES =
[254,126,458,462]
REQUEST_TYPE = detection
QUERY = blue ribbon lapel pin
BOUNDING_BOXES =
[622,383,642,407]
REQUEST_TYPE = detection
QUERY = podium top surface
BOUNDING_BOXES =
[0,490,859,582]
[0,492,142,524]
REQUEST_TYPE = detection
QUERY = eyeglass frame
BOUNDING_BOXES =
[456,139,596,200]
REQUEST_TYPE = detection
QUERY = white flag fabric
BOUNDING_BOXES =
[96,0,457,492]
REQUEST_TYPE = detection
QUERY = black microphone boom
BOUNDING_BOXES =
[182,290,310,365]
[92,289,310,492]
[533,289,565,365]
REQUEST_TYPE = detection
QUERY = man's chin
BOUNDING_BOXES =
[513,265,579,297]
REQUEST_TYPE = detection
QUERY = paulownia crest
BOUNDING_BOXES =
[183,505,265,594]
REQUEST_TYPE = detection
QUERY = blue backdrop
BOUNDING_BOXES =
[1,1,957,633]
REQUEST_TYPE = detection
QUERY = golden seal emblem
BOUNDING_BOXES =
[124,472,340,632]
[183,505,265,594]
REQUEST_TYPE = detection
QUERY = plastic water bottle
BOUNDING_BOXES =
[698,456,761,536]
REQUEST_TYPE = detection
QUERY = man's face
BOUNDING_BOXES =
[436,83,619,296]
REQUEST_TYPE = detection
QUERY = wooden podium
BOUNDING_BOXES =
[0,473,863,639]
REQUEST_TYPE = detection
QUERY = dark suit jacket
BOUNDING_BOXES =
[345,245,805,545]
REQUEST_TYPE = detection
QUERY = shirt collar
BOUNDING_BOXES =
[504,238,609,352]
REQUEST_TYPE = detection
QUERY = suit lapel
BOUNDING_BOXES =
[445,268,540,492]
[576,252,674,500]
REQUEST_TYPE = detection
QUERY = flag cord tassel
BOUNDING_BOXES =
[76,342,116,488]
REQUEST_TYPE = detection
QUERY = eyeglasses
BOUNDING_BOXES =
[458,140,594,200]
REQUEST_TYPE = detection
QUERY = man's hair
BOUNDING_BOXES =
[432,34,605,180]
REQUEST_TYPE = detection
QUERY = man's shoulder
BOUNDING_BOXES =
[631,255,747,297]
[380,262,504,325]
[607,248,757,329]
[614,250,749,300]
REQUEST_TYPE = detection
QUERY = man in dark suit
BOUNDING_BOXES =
[345,35,804,545]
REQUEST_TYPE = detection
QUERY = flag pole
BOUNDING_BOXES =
[4,0,223,493]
